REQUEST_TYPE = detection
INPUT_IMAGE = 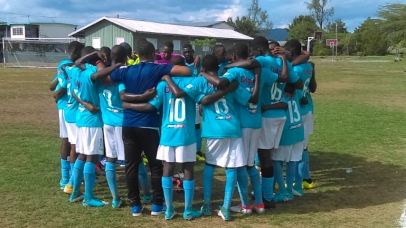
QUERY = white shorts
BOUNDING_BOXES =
[76,127,104,156]
[258,117,286,150]
[242,128,261,167]
[103,125,125,160]
[302,112,314,149]
[271,142,303,162]
[65,122,77,145]
[58,109,68,138]
[206,138,245,168]
[156,143,197,163]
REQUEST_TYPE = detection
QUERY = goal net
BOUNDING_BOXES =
[2,38,80,68]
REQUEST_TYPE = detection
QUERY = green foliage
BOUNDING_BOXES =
[288,15,319,42]
[190,38,217,54]
[353,18,388,56]
[227,0,272,37]
[312,41,329,56]
[306,0,334,30]
[377,3,406,48]
[325,19,348,33]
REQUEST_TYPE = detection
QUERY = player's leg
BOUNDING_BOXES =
[123,127,144,216]
[140,128,164,216]
[303,112,314,189]
[59,110,71,189]
[180,143,201,220]
[138,160,152,204]
[103,125,122,208]
[272,146,290,202]
[70,126,85,202]
[200,139,217,215]
[157,145,176,220]
[64,122,78,194]
[292,142,305,196]
[82,127,106,207]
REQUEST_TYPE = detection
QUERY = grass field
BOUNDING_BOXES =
[1,56,406,228]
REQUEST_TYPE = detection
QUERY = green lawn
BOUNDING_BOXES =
[1,57,406,228]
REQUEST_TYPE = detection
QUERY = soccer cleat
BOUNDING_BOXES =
[60,180,68,190]
[263,198,276,209]
[64,183,84,194]
[196,151,205,161]
[217,206,231,221]
[142,157,148,165]
[142,195,153,204]
[200,204,212,216]
[252,203,265,214]
[69,192,84,202]
[82,197,107,207]
[116,160,125,167]
[274,192,292,202]
[151,204,166,216]
[302,181,315,189]
[132,205,144,216]
[183,208,202,220]
[230,204,252,214]
[165,206,177,220]
[112,199,123,209]
[292,187,304,197]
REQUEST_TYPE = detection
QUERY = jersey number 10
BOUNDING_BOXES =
[169,98,186,122]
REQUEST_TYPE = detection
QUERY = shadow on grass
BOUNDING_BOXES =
[271,150,406,215]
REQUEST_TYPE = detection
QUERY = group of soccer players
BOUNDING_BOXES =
[50,35,316,222]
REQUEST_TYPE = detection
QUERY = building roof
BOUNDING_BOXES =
[8,22,77,27]
[170,21,231,27]
[69,17,252,40]
[267,28,289,42]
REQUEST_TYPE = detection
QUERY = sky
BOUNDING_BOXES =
[0,0,401,32]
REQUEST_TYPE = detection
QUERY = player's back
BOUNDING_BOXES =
[98,83,124,127]
[294,62,314,115]
[76,64,102,128]
[279,91,304,146]
[64,66,82,123]
[152,77,196,146]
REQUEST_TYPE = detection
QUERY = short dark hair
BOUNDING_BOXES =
[164,41,174,50]
[111,45,127,64]
[182,43,193,50]
[81,46,96,57]
[202,54,219,72]
[231,43,249,59]
[67,41,84,61]
[212,44,226,54]
[252,36,269,52]
[269,41,280,47]
[170,56,185,66]
[284,39,302,57]
[119,42,132,58]
[137,41,155,58]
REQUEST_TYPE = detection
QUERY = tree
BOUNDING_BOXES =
[353,18,388,56]
[227,16,258,37]
[227,0,272,36]
[288,15,319,42]
[378,3,406,49]
[306,0,334,30]
[190,38,217,55]
[325,19,348,33]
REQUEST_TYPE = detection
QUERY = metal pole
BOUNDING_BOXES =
[336,23,338,58]
[332,45,334,62]
[2,37,5,68]
[307,37,314,52]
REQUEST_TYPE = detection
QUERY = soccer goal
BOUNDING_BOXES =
[2,37,80,68]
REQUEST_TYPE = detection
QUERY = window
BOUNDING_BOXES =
[146,38,158,50]
[202,46,211,53]
[115,37,124,45]
[92,37,101,49]
[173,40,181,51]
[12,27,23,36]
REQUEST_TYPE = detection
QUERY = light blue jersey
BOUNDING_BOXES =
[183,76,251,138]
[149,77,196,146]
[294,62,314,115]
[223,67,278,129]
[64,66,82,123]
[185,60,201,77]
[98,82,125,127]
[75,64,103,128]
[279,92,304,146]
[218,60,229,76]
[255,55,299,118]
[55,59,72,110]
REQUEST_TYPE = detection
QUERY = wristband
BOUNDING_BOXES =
[95,60,102,65]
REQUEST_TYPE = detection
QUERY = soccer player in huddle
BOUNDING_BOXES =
[155,41,180,64]
[212,44,228,76]
[269,82,305,202]
[182,43,205,161]
[106,40,191,216]
[50,41,84,190]
[183,54,252,221]
[122,56,203,220]
[224,36,303,208]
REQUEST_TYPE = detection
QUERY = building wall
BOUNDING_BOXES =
[39,24,76,38]
[133,33,248,56]
[84,20,134,49]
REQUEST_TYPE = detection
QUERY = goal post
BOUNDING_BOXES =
[2,37,80,68]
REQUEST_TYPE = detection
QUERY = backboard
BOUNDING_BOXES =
[326,39,338,47]
[314,31,322,40]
